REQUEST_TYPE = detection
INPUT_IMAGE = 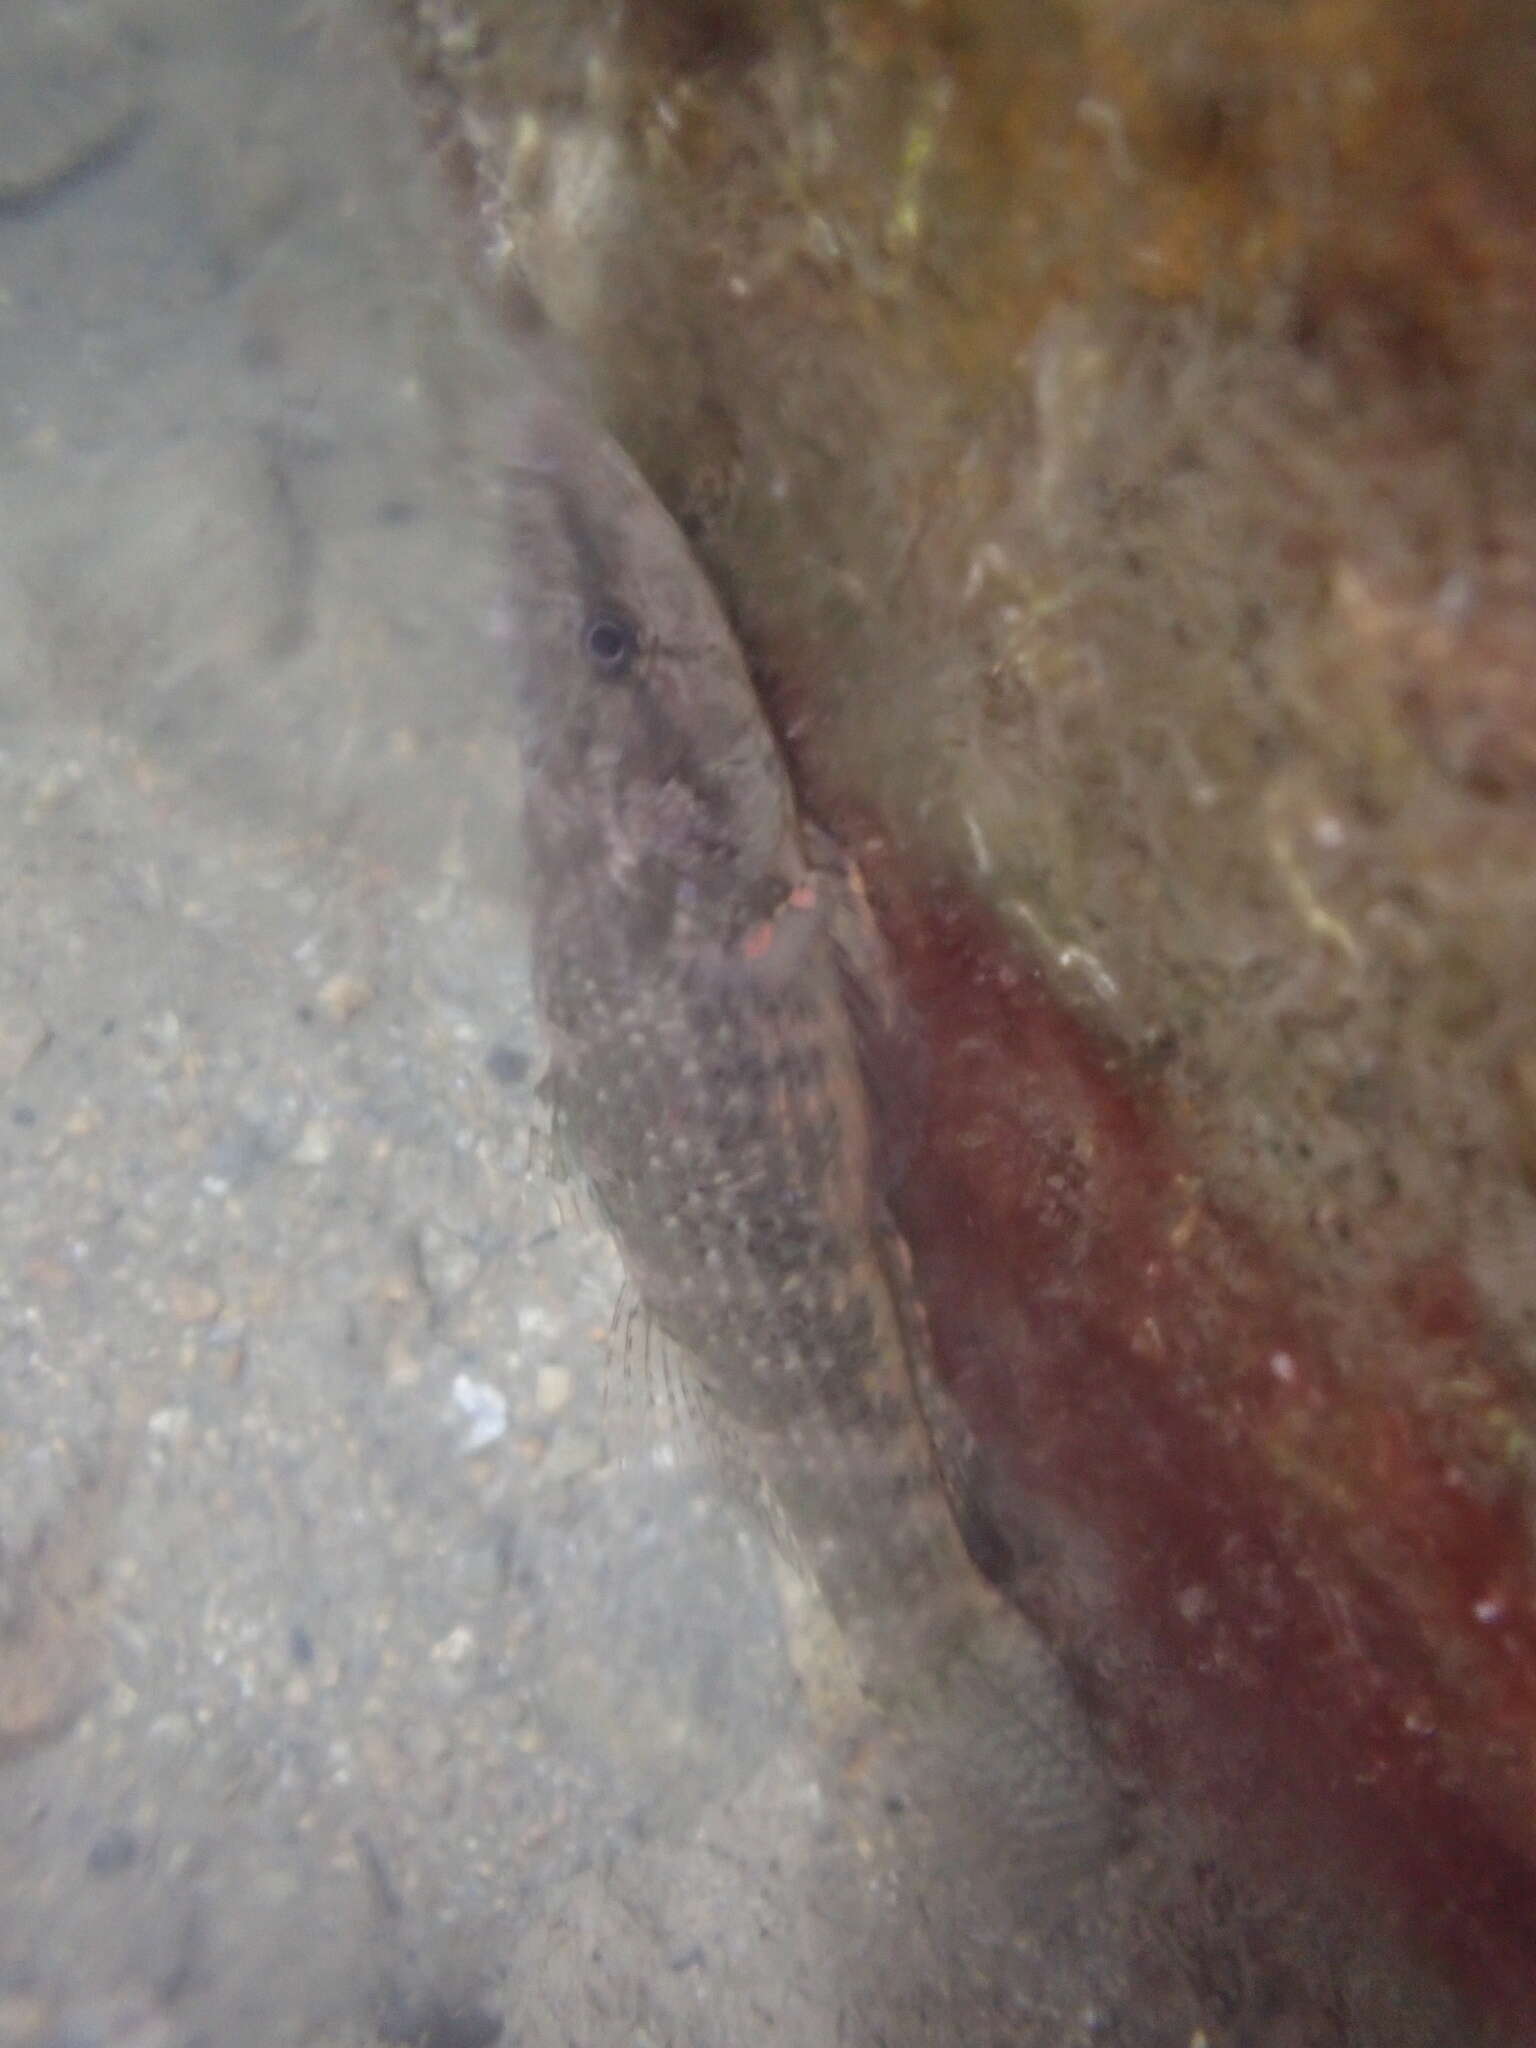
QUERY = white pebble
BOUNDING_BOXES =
[535,1365,572,1415]
[291,1120,334,1166]
[451,1373,508,1453]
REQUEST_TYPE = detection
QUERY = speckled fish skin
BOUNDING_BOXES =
[504,388,1118,1862]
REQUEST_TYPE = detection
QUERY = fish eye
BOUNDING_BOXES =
[581,606,638,677]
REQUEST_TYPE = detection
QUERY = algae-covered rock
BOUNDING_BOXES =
[377,1,1536,2028]
[384,0,1536,1350]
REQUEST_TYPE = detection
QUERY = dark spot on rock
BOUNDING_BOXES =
[624,0,765,76]
[289,1622,314,1665]
[484,1044,529,1087]
[87,1826,137,1876]
[12,1105,36,1127]
[240,329,281,372]
[375,1988,503,2048]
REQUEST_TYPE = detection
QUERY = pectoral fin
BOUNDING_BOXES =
[804,821,928,1194]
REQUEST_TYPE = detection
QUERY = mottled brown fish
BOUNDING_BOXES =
[503,386,1120,1873]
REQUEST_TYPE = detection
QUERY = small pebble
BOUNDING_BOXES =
[141,1011,182,1057]
[146,1406,192,1448]
[384,1338,423,1388]
[291,1119,333,1165]
[534,1365,571,1415]
[541,1430,601,1481]
[210,1337,247,1383]
[166,1276,221,1324]
[415,1221,481,1305]
[317,972,374,1024]
[430,1625,475,1667]
[452,1373,508,1453]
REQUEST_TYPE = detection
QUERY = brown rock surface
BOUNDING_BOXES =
[382,0,1536,2030]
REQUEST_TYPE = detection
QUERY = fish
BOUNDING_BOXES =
[502,384,1122,1877]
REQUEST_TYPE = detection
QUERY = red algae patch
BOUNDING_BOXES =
[859,841,1536,2024]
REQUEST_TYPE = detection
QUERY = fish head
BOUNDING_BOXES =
[504,390,798,927]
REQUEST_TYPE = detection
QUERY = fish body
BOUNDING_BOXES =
[504,388,1117,1859]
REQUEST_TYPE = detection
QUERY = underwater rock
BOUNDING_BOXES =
[381,0,1536,2030]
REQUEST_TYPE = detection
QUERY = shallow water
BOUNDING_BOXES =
[0,0,1523,2042]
